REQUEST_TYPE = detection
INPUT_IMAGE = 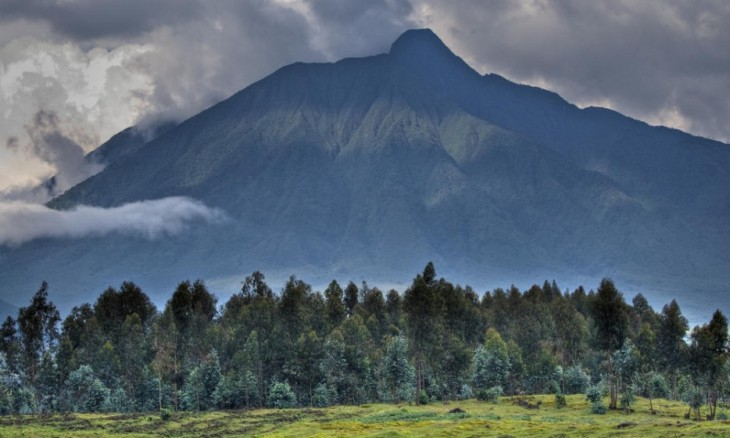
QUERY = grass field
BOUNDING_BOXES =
[1,395,728,437]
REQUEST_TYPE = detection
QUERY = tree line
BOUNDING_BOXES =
[0,263,727,419]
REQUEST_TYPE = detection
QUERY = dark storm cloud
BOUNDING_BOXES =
[421,0,730,141]
[0,0,203,41]
[303,0,413,56]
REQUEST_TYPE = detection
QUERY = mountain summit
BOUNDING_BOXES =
[2,29,728,322]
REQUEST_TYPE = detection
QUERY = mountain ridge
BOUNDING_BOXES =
[1,28,727,325]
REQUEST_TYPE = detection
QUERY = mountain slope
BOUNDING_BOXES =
[1,29,727,323]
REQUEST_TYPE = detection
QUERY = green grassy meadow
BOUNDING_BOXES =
[1,395,728,437]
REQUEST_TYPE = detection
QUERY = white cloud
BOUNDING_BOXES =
[0,36,153,190]
[0,197,225,246]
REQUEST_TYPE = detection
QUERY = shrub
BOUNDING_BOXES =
[591,401,607,414]
[417,389,429,405]
[586,385,606,414]
[159,408,172,421]
[477,386,502,404]
[564,366,590,394]
[312,383,330,408]
[268,381,297,409]
[620,386,635,414]
[648,373,670,399]
[585,385,602,404]
[555,392,566,409]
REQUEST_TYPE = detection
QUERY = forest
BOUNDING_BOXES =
[0,262,727,421]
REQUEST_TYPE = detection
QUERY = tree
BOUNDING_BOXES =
[268,381,297,408]
[657,299,688,399]
[181,350,221,411]
[403,263,444,400]
[151,309,179,410]
[0,316,19,374]
[689,310,728,419]
[590,278,628,409]
[472,329,510,397]
[17,281,61,410]
[118,314,151,411]
[344,282,359,317]
[613,340,640,414]
[290,330,324,405]
[324,280,346,328]
[63,365,110,413]
[379,336,415,403]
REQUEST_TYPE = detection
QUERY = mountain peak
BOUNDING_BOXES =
[389,28,455,60]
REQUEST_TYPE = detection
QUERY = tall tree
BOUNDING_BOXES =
[590,278,628,409]
[380,335,415,403]
[324,280,345,329]
[0,316,19,374]
[657,299,688,399]
[689,310,728,419]
[17,281,61,410]
[344,282,359,317]
[472,328,511,393]
[403,263,443,400]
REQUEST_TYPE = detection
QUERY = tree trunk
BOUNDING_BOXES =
[608,353,617,409]
[648,394,653,414]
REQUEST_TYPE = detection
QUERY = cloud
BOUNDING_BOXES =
[2,110,105,202]
[0,36,153,190]
[2,0,730,195]
[413,0,730,142]
[0,0,203,41]
[0,197,226,246]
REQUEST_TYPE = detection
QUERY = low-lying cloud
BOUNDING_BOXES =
[0,197,226,246]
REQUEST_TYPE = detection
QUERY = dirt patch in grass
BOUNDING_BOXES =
[616,421,638,428]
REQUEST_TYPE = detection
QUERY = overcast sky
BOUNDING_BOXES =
[1,0,728,193]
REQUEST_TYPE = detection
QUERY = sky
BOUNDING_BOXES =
[0,0,728,197]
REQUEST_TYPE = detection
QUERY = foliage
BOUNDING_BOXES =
[563,365,590,395]
[1,267,727,416]
[268,381,297,409]
[63,365,110,413]
[586,385,606,414]
[476,385,502,403]
[312,383,331,408]
[379,336,415,403]
[417,389,429,405]
[472,329,510,393]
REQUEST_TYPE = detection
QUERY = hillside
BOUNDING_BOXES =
[0,29,727,320]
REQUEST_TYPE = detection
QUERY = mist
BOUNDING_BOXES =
[0,196,226,246]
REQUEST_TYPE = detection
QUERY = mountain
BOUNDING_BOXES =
[1,29,728,324]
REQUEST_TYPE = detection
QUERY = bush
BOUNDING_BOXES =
[620,385,635,414]
[717,412,728,421]
[591,401,607,414]
[417,389,429,405]
[564,366,590,394]
[312,383,330,408]
[647,373,670,399]
[555,392,566,409]
[159,408,172,421]
[585,385,602,404]
[586,385,605,414]
[268,381,297,409]
[477,386,502,404]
